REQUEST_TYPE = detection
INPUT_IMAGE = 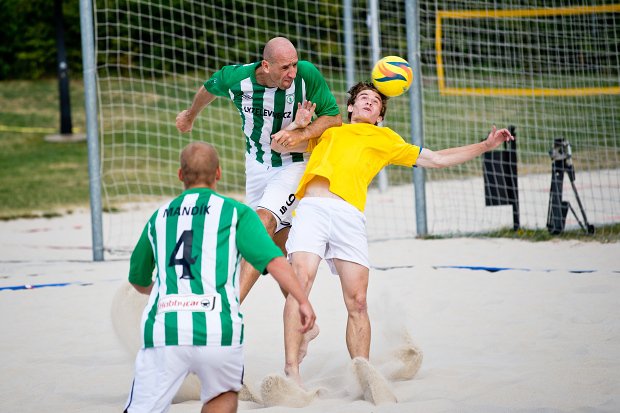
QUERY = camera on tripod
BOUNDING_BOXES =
[549,138,571,162]
[546,138,594,235]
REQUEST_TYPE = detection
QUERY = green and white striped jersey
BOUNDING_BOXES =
[205,60,340,167]
[128,188,283,348]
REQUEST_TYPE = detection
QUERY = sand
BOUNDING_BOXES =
[1,208,619,412]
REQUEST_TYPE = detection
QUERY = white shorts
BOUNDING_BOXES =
[286,197,369,274]
[245,157,306,233]
[124,345,243,413]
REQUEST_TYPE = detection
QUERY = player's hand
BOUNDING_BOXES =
[297,301,316,334]
[270,139,287,153]
[176,110,195,133]
[485,125,514,150]
[271,129,304,150]
[294,100,316,128]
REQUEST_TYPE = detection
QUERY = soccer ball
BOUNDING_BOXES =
[371,56,413,97]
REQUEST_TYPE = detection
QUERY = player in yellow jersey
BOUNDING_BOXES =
[273,81,514,386]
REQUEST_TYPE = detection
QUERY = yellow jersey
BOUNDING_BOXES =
[297,123,421,212]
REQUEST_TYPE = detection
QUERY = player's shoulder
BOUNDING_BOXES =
[320,122,349,137]
[345,122,383,134]
[297,60,322,76]
[346,123,403,140]
[212,62,259,82]
[376,125,404,141]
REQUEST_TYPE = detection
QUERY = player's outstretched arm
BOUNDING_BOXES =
[483,125,514,150]
[267,256,316,333]
[416,125,513,169]
[176,86,217,133]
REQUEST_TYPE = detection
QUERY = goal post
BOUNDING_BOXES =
[91,0,419,253]
[79,0,103,261]
[86,0,620,256]
[435,5,620,97]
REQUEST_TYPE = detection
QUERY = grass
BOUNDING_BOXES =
[482,224,620,243]
[0,78,89,219]
[1,77,618,243]
[419,223,620,243]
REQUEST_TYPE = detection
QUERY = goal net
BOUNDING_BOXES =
[93,0,620,252]
[422,2,620,235]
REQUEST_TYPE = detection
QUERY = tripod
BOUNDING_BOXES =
[546,138,595,235]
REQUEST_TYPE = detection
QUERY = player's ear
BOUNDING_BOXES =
[177,167,183,182]
[347,104,353,113]
[261,59,270,73]
[215,166,222,182]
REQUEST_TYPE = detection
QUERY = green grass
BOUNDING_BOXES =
[484,224,620,243]
[420,223,620,243]
[0,78,89,219]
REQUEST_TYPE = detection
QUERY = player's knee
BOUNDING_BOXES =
[256,209,277,234]
[346,293,368,315]
[291,268,312,290]
[297,264,321,287]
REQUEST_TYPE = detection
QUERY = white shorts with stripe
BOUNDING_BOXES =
[245,157,306,233]
[286,197,369,274]
[124,344,243,413]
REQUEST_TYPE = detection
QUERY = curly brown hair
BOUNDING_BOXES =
[346,81,389,122]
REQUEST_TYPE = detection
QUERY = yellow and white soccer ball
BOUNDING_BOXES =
[371,56,413,97]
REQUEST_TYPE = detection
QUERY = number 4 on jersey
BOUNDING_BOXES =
[169,230,197,280]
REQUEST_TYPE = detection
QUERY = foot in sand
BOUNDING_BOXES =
[298,323,319,362]
[260,374,318,407]
[352,357,397,405]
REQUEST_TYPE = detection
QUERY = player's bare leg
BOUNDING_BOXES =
[202,391,237,413]
[239,209,277,303]
[272,227,292,298]
[283,251,321,385]
[334,259,371,359]
[272,226,290,255]
[278,229,319,362]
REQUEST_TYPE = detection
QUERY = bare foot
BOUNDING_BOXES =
[283,366,303,386]
[298,324,319,362]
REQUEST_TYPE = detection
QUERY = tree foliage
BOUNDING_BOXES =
[0,0,83,80]
[1,0,618,80]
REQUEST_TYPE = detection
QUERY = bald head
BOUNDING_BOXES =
[258,37,298,89]
[179,142,220,189]
[263,37,297,63]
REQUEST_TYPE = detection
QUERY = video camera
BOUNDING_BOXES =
[549,138,571,162]
[546,138,594,235]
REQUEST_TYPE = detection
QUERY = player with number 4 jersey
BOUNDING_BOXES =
[129,186,277,348]
[124,142,315,413]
